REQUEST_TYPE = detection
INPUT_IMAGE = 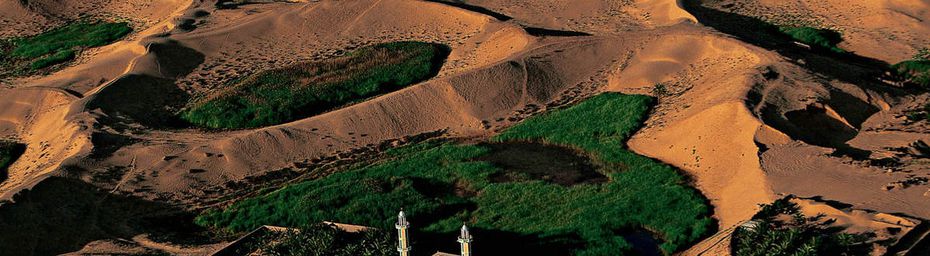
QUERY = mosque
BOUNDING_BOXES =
[396,210,474,256]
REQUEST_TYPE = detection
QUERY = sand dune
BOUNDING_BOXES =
[90,36,636,203]
[0,87,89,199]
[620,31,775,228]
[0,0,928,255]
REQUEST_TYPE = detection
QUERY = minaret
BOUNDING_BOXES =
[395,210,412,256]
[457,224,473,256]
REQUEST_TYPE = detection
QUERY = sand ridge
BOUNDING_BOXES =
[619,30,777,228]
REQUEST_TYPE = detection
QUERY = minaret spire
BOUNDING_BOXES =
[395,209,412,256]
[457,223,473,256]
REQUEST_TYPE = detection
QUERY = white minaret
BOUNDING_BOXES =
[457,224,473,256]
[396,210,412,256]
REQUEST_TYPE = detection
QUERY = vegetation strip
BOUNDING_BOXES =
[197,93,713,255]
[0,21,132,77]
[778,26,845,53]
[181,41,450,129]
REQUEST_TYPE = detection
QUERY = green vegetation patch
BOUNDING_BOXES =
[778,26,846,53]
[0,141,26,183]
[196,93,713,255]
[732,196,872,256]
[181,41,450,129]
[0,21,132,76]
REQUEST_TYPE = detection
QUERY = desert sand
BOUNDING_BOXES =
[1,0,929,255]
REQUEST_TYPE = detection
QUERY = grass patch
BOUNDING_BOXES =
[0,21,131,76]
[196,93,713,255]
[0,141,26,184]
[180,41,449,129]
[732,196,872,256]
[778,26,845,53]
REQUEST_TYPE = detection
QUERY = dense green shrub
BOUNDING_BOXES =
[0,21,131,75]
[733,197,871,256]
[779,26,845,53]
[197,93,713,255]
[181,41,449,129]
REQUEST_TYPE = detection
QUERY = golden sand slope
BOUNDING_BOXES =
[0,87,88,199]
[618,31,775,228]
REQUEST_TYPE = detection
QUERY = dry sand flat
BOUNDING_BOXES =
[0,0,929,254]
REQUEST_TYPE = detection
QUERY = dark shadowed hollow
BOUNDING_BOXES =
[477,141,606,186]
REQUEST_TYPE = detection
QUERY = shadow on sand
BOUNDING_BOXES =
[0,177,209,255]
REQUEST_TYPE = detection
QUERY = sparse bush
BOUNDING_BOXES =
[913,48,930,60]
[778,26,845,53]
[197,93,713,255]
[181,41,449,129]
[652,83,670,97]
